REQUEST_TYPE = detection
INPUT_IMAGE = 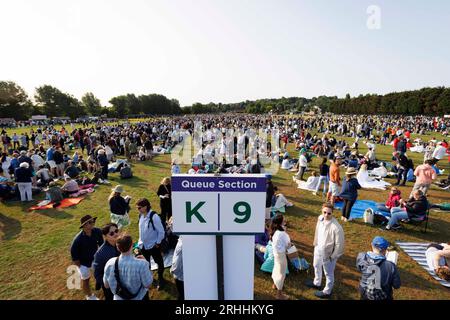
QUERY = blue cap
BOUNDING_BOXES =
[372,236,389,250]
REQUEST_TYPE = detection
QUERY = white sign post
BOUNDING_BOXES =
[171,174,266,300]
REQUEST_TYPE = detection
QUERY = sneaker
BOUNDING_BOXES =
[314,291,331,299]
[86,294,99,300]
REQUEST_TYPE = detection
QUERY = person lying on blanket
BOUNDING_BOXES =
[426,243,450,281]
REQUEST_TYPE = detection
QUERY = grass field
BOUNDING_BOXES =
[1,124,449,300]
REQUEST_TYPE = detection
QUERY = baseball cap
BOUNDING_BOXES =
[372,236,389,250]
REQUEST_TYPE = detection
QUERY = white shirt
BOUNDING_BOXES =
[272,230,291,254]
[425,246,446,270]
[316,219,331,255]
[432,145,447,160]
[299,155,308,167]
[281,159,291,169]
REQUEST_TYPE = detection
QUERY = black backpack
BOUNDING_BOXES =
[114,257,142,300]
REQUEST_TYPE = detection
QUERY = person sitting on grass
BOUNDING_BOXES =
[385,190,428,231]
[64,160,81,179]
[36,164,53,187]
[61,176,80,197]
[376,187,402,215]
[44,181,64,206]
[0,167,14,201]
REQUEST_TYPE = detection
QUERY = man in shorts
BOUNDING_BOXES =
[327,157,342,206]
[70,215,104,300]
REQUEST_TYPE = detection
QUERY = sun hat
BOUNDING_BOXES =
[112,185,124,193]
[372,236,389,250]
[345,167,358,175]
[79,215,97,228]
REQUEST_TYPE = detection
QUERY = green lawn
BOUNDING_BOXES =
[0,127,449,300]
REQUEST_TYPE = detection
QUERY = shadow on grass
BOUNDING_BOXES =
[113,175,151,188]
[397,265,444,292]
[33,209,73,220]
[0,213,22,240]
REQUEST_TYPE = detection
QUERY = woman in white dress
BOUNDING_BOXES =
[357,164,391,190]
[271,214,291,300]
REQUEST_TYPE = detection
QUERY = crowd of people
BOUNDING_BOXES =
[1,113,450,301]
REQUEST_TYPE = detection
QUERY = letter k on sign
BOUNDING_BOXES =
[186,201,206,223]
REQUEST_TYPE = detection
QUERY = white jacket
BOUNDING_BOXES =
[313,216,345,260]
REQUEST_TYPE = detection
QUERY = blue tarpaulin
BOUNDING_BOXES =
[334,200,390,219]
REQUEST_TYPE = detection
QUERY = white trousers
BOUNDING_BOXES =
[313,247,337,295]
[17,182,32,201]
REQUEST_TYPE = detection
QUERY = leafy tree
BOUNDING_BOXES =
[0,81,33,120]
[81,92,102,116]
[34,85,82,119]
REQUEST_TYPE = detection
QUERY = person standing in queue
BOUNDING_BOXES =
[136,198,166,290]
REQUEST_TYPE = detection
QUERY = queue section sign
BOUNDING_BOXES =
[171,174,266,235]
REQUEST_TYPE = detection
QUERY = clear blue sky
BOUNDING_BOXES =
[1,0,449,106]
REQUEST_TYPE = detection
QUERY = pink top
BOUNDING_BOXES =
[414,164,437,185]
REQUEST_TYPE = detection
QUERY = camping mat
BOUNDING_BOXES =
[29,197,84,211]
[396,241,450,288]
[334,200,388,219]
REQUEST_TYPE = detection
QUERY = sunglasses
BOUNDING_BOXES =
[108,229,119,236]
[137,206,144,209]
[322,211,332,215]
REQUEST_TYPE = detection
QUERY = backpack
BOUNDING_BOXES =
[142,211,170,254]
[373,213,389,225]
[361,261,389,300]
[120,166,133,179]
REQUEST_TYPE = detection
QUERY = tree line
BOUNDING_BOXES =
[1,81,449,120]
[184,87,450,115]
[0,81,182,120]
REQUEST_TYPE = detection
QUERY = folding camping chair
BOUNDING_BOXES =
[402,201,430,233]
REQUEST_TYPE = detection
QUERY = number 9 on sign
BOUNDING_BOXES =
[233,201,251,223]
